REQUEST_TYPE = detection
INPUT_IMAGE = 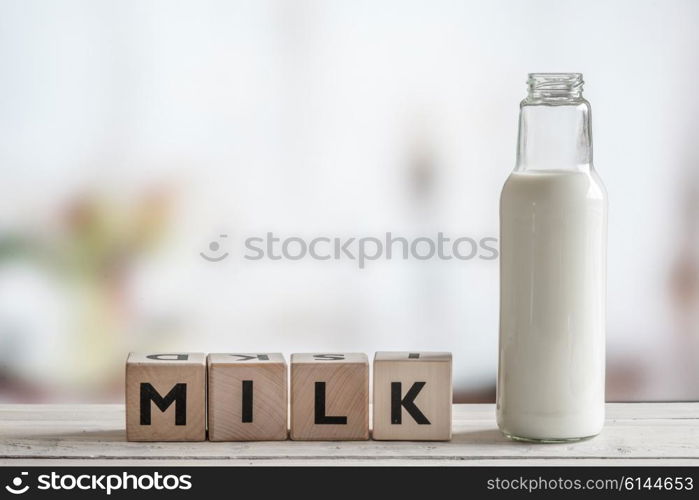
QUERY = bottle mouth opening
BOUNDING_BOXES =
[527,73,584,101]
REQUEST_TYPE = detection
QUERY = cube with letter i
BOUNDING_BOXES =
[372,352,452,441]
[125,353,206,441]
[207,353,288,441]
[290,353,369,440]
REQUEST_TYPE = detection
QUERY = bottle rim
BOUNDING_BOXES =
[526,73,584,102]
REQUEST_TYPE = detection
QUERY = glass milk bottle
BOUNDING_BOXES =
[497,73,607,442]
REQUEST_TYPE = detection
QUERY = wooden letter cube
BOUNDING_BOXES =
[207,353,288,441]
[125,352,206,441]
[290,353,369,441]
[372,352,452,441]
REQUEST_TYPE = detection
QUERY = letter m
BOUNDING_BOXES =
[140,383,187,425]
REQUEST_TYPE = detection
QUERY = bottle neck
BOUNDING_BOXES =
[516,73,593,172]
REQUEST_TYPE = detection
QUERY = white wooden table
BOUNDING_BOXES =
[1,404,697,466]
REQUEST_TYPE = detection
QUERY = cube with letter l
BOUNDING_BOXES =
[290,353,369,440]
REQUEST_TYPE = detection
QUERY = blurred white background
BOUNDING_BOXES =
[0,0,698,402]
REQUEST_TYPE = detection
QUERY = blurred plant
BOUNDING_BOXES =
[0,184,174,400]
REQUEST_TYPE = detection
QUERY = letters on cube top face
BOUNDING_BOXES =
[207,353,288,441]
[372,352,452,441]
[125,353,207,442]
[290,353,369,441]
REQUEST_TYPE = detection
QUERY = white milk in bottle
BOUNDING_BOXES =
[497,74,607,441]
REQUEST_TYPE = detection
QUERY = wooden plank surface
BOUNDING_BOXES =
[0,403,697,465]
